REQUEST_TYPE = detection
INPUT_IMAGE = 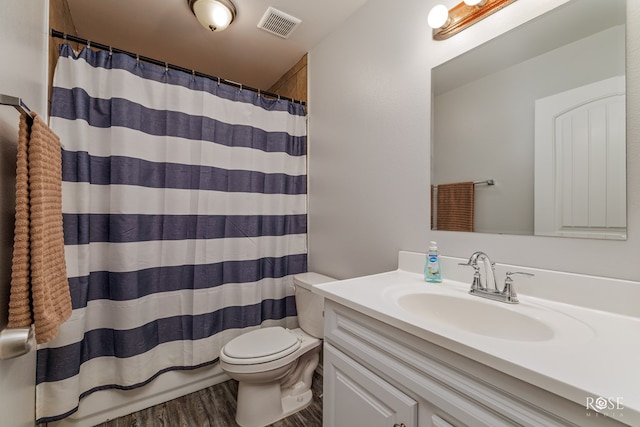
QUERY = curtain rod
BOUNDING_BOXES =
[50,30,306,106]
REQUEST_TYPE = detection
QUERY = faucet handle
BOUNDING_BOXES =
[502,271,534,303]
[459,262,483,291]
[505,271,535,280]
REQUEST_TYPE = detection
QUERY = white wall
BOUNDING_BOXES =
[308,0,640,282]
[307,0,432,279]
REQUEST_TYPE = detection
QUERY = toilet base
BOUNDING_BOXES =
[281,389,314,419]
[234,346,320,427]
[235,380,314,427]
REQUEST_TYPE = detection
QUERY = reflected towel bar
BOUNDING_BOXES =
[432,179,495,189]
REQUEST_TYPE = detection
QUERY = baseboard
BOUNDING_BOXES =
[48,364,229,427]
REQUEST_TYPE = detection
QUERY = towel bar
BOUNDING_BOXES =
[0,325,35,360]
[1,94,36,359]
[0,94,32,118]
[0,94,35,360]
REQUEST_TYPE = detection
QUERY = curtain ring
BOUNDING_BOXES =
[217,77,220,86]
[239,84,243,91]
[87,40,91,49]
[136,54,140,64]
[109,46,113,56]
[165,62,169,72]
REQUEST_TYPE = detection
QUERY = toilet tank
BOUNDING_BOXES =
[293,272,335,338]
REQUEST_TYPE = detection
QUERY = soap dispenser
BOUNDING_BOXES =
[424,241,442,283]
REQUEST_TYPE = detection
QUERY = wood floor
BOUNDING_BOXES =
[94,372,323,427]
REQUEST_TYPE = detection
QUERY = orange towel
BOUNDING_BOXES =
[8,113,71,344]
[435,181,475,232]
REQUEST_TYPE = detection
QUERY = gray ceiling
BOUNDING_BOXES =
[65,0,369,90]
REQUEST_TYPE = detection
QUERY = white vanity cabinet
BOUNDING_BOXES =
[322,300,624,427]
[324,343,418,427]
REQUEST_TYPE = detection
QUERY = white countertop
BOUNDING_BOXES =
[313,255,640,426]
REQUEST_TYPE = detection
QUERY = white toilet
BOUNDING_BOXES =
[219,272,334,427]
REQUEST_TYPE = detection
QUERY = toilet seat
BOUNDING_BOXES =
[221,327,301,365]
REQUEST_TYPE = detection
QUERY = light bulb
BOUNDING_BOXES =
[193,0,235,31]
[210,2,232,29]
[464,0,487,6]
[428,5,450,29]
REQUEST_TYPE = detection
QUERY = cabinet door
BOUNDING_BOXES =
[324,343,417,427]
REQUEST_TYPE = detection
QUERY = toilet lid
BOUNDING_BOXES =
[223,327,300,360]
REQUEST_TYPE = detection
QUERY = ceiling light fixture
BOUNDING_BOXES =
[428,0,517,40]
[188,0,237,32]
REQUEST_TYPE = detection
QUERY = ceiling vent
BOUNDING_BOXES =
[257,7,301,39]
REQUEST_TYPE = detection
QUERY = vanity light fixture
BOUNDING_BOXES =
[428,0,517,40]
[188,0,237,32]
[463,0,487,6]
[427,5,451,30]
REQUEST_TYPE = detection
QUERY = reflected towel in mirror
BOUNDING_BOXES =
[432,181,474,232]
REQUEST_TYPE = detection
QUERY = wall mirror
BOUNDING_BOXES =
[431,0,626,240]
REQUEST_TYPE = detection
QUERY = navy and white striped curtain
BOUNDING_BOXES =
[37,44,307,423]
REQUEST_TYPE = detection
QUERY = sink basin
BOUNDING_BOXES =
[397,293,555,341]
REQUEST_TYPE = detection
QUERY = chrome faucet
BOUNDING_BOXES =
[459,251,497,292]
[459,252,534,304]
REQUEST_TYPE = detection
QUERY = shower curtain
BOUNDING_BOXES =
[37,44,308,423]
